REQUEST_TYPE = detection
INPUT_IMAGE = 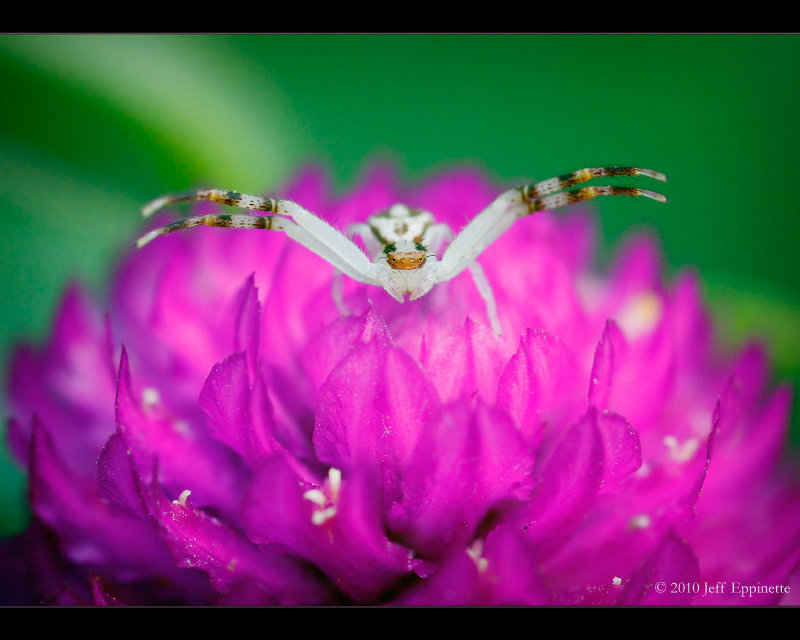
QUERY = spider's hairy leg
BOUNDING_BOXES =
[138,190,382,288]
[137,211,379,289]
[423,223,502,336]
[136,213,283,248]
[141,189,278,219]
[437,192,527,281]
[438,166,667,283]
[519,166,667,200]
[330,222,385,316]
[522,185,667,215]
[275,199,377,284]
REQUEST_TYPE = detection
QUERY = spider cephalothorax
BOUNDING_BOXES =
[137,166,667,336]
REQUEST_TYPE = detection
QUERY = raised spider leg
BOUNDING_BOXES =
[523,184,667,214]
[141,189,277,220]
[518,166,667,199]
[423,223,502,336]
[138,190,383,288]
[438,166,668,281]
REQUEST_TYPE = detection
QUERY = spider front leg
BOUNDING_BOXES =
[137,189,383,289]
[439,165,668,281]
[422,223,502,336]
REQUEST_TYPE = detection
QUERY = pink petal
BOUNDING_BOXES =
[313,339,441,481]
[497,327,585,449]
[388,399,534,559]
[619,534,701,605]
[513,408,605,559]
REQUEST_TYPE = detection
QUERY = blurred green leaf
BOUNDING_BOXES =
[0,34,307,191]
[704,274,800,447]
[706,280,800,378]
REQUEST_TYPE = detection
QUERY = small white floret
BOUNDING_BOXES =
[466,540,489,574]
[142,387,161,408]
[663,434,699,463]
[303,468,343,526]
[616,291,662,339]
[629,513,651,530]
[173,489,192,506]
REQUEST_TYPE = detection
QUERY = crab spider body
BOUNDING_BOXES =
[137,166,668,336]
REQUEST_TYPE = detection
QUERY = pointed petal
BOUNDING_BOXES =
[394,550,479,605]
[497,327,584,448]
[242,454,410,602]
[231,273,262,379]
[514,408,605,559]
[301,308,392,392]
[422,317,509,405]
[199,351,282,464]
[587,319,626,411]
[96,433,149,519]
[28,418,179,581]
[482,524,550,605]
[115,348,247,518]
[313,339,440,480]
[388,399,534,559]
[152,485,330,604]
[619,534,701,605]
[597,411,642,491]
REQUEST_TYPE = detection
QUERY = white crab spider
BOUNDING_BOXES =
[137,165,667,336]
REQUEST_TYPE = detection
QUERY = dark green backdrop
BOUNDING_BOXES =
[1,34,799,535]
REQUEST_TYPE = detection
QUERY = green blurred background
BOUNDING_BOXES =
[1,34,799,536]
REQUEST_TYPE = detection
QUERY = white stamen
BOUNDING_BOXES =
[311,506,338,526]
[328,468,342,501]
[302,489,327,506]
[612,576,622,586]
[173,489,191,506]
[664,435,700,463]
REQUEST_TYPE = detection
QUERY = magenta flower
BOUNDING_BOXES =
[4,164,800,605]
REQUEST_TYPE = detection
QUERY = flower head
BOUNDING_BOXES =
[4,164,800,605]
